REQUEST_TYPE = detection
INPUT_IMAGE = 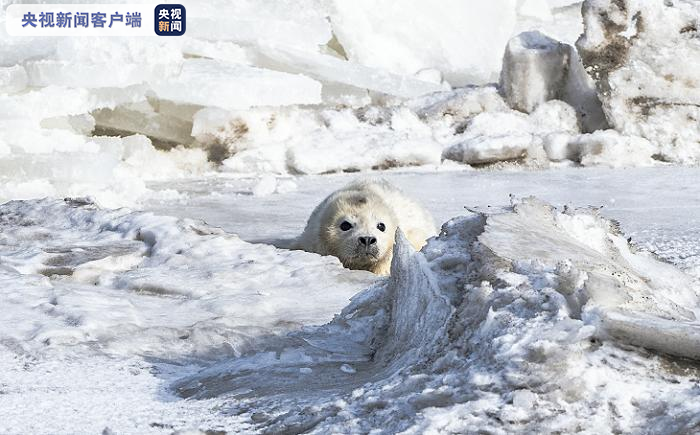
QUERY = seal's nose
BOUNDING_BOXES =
[358,236,377,246]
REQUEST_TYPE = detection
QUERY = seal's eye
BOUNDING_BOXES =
[340,221,352,231]
[377,222,386,232]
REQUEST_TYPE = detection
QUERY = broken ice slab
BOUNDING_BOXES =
[40,114,96,136]
[186,0,332,53]
[479,197,700,360]
[598,309,700,360]
[0,84,147,122]
[443,134,536,165]
[181,38,252,66]
[251,45,446,99]
[329,0,517,87]
[149,59,323,110]
[0,87,93,121]
[92,100,196,148]
[25,60,178,89]
[287,133,442,174]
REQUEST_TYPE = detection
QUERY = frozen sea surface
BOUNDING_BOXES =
[147,166,700,270]
[1,166,700,434]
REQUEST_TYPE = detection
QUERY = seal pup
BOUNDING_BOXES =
[293,179,436,275]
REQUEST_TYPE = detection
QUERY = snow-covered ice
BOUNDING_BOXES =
[171,195,700,433]
[2,168,700,434]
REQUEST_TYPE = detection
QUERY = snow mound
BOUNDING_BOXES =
[175,197,700,433]
[577,0,700,163]
[0,197,379,433]
[0,197,378,360]
[192,106,442,173]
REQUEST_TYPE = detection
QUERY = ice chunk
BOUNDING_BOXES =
[500,31,607,132]
[92,100,196,147]
[500,31,569,113]
[40,114,95,136]
[544,130,656,167]
[149,59,322,110]
[443,134,536,165]
[251,45,446,99]
[288,133,442,174]
[577,0,700,163]
[443,100,579,164]
[329,0,518,86]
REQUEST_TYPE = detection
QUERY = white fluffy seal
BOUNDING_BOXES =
[293,179,436,275]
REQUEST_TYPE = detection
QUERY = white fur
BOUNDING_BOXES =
[293,179,436,275]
